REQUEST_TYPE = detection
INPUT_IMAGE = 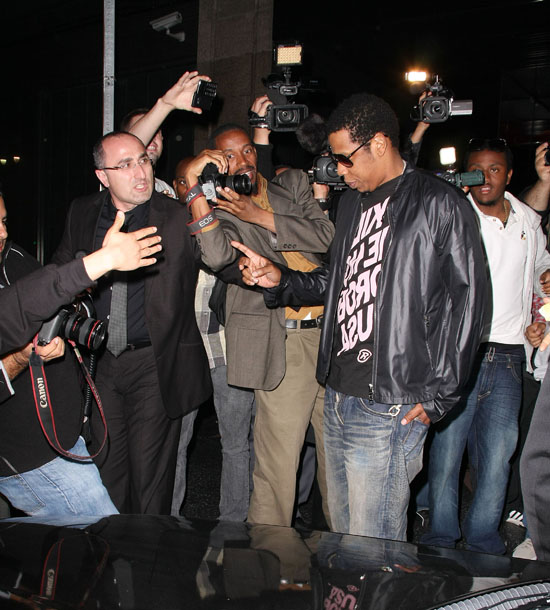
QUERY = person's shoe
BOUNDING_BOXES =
[512,538,537,560]
[506,510,525,528]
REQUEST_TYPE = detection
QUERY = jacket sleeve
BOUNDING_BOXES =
[0,260,93,355]
[430,193,488,422]
[263,264,330,308]
[270,170,335,254]
[532,217,550,297]
[193,215,244,272]
[193,170,335,272]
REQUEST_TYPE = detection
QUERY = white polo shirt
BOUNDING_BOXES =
[470,196,528,344]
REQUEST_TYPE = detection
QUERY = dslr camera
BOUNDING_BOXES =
[199,163,252,202]
[411,75,472,124]
[307,156,346,190]
[38,296,106,351]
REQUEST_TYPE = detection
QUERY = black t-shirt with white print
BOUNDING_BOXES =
[327,175,401,398]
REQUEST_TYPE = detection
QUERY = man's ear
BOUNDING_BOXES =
[95,169,109,189]
[506,168,513,186]
[372,132,389,157]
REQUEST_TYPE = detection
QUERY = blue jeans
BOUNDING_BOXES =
[324,386,429,540]
[171,366,255,520]
[211,365,255,522]
[0,437,118,518]
[422,349,523,554]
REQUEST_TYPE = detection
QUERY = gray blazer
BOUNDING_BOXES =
[195,169,335,390]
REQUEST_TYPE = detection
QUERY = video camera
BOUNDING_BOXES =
[307,156,346,190]
[38,295,106,351]
[198,163,252,202]
[248,42,309,132]
[411,75,472,124]
[434,169,484,189]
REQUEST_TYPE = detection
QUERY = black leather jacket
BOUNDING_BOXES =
[264,165,487,422]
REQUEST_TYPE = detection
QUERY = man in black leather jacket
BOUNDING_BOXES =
[232,93,487,541]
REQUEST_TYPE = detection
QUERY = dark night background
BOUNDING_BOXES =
[0,0,549,260]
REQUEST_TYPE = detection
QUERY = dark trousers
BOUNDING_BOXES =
[93,346,181,514]
[521,366,550,561]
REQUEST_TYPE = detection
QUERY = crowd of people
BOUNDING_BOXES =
[1,70,550,563]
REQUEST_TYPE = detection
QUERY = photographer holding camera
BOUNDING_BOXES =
[184,123,334,528]
[0,189,162,518]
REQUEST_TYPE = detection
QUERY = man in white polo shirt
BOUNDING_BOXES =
[422,138,550,554]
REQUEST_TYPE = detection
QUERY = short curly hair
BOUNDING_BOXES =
[326,93,399,148]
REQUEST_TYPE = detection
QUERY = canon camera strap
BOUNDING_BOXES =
[29,339,107,460]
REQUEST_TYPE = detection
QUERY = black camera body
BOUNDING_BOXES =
[198,163,253,202]
[191,80,217,112]
[248,64,310,132]
[307,156,346,190]
[411,76,472,124]
[434,169,484,189]
[38,300,106,352]
[249,104,309,132]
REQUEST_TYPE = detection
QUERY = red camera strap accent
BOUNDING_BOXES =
[29,339,107,460]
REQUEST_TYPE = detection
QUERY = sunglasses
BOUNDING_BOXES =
[467,138,508,152]
[329,139,372,168]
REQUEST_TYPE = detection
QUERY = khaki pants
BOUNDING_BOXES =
[248,327,328,527]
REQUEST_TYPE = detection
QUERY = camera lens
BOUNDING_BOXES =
[64,313,107,351]
[276,108,299,125]
[424,98,448,122]
[220,174,252,196]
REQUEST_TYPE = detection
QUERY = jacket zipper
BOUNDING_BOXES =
[371,199,394,404]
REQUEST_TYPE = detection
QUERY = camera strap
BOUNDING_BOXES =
[29,339,108,461]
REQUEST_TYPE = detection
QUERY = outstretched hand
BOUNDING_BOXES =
[101,211,162,271]
[231,241,282,288]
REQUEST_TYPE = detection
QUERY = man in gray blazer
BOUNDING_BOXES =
[184,125,335,527]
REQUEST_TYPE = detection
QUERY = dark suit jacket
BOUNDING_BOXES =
[52,189,211,418]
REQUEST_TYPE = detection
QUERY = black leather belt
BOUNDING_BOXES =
[478,342,523,355]
[285,316,323,330]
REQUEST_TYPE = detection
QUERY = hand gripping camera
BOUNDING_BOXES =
[248,43,309,132]
[37,295,106,351]
[198,163,252,202]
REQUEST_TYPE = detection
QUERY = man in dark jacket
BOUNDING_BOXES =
[52,132,211,515]
[0,190,162,517]
[232,93,487,541]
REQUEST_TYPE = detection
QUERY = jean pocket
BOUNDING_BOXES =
[508,358,524,385]
[0,475,46,515]
[402,419,429,483]
[357,399,401,420]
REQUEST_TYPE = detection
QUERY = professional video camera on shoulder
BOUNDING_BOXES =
[248,42,309,132]
[307,156,347,191]
[408,73,472,124]
[38,293,106,351]
[198,162,252,202]
[432,146,484,190]
[435,169,484,189]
